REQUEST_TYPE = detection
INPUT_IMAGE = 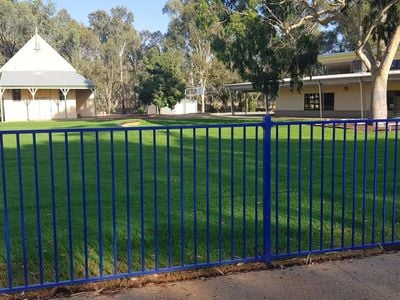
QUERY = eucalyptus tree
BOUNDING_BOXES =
[214,1,321,106]
[222,0,400,119]
[89,7,139,114]
[164,0,221,113]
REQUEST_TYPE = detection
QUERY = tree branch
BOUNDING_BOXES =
[380,25,400,74]
[358,0,399,51]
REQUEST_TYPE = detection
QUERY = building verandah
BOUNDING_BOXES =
[0,87,96,122]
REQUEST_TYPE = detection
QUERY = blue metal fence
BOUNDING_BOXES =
[0,117,399,293]
[270,118,400,260]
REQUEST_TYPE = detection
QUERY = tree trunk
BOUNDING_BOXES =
[201,92,205,113]
[370,72,389,119]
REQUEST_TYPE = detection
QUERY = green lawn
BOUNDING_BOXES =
[0,117,398,288]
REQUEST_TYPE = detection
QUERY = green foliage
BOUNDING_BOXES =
[0,0,241,114]
[215,0,321,98]
[139,49,186,109]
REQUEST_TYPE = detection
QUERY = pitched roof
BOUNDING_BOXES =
[0,33,95,89]
[0,34,76,72]
[0,71,95,89]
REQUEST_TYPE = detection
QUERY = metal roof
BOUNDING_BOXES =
[0,71,96,89]
[225,71,400,91]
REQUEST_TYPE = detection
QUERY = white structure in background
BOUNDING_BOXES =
[0,31,96,122]
[186,87,205,113]
[160,99,198,114]
[147,98,198,115]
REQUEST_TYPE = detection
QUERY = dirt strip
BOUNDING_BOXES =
[1,246,399,300]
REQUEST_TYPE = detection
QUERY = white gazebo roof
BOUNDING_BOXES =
[0,33,95,89]
[0,71,95,89]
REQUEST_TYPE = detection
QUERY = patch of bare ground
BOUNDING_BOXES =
[2,246,399,300]
[120,120,141,127]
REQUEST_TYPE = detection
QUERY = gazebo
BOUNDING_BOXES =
[0,32,96,122]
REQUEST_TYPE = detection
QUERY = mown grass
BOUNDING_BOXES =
[0,117,398,289]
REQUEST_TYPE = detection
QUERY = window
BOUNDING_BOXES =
[387,91,400,111]
[391,60,400,70]
[304,93,335,111]
[304,93,320,111]
[12,89,21,101]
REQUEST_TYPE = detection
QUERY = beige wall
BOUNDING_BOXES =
[76,89,95,117]
[1,89,90,121]
[276,81,400,118]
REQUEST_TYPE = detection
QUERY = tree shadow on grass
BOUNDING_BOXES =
[0,123,398,289]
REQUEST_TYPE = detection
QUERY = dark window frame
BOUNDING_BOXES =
[304,93,335,111]
[304,93,320,111]
[387,91,400,111]
[323,93,335,111]
[391,60,400,70]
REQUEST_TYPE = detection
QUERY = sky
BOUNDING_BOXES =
[53,0,170,33]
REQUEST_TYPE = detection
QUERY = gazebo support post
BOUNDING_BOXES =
[61,88,70,119]
[0,88,4,123]
[91,88,97,118]
[28,88,38,121]
[230,90,235,116]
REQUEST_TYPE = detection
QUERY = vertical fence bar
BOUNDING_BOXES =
[263,116,272,263]
[372,122,378,244]
[218,128,222,262]
[125,130,132,273]
[298,124,302,253]
[64,132,73,281]
[17,134,28,286]
[153,130,159,270]
[341,124,347,248]
[309,125,314,251]
[80,132,89,279]
[110,131,117,275]
[320,126,325,250]
[230,127,235,260]
[180,129,185,266]
[275,126,279,254]
[243,126,247,258]
[193,129,198,265]
[393,121,399,242]
[255,126,259,257]
[331,124,336,249]
[95,131,103,276]
[166,129,172,268]
[382,121,389,243]
[49,133,59,283]
[139,130,145,271]
[206,128,210,263]
[0,134,12,289]
[287,125,291,253]
[362,123,368,246]
[352,124,357,247]
[33,133,44,285]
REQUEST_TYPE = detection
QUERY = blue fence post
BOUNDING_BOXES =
[263,115,272,264]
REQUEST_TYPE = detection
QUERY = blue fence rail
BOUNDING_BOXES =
[0,117,399,293]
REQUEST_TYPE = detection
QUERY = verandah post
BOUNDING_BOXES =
[263,115,272,264]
